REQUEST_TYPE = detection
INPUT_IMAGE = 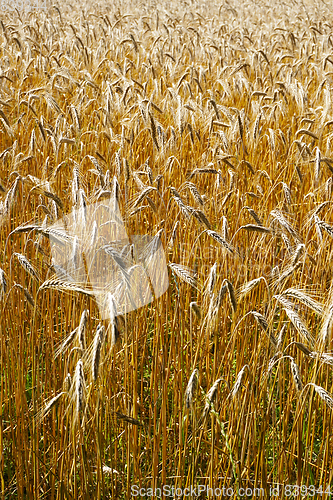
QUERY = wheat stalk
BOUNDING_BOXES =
[37,392,66,424]
[92,324,105,381]
[169,263,197,288]
[231,365,249,399]
[289,357,303,392]
[74,359,85,420]
[13,253,40,281]
[308,383,333,409]
[78,309,89,351]
[206,230,234,254]
[202,378,223,420]
[283,306,314,346]
[184,368,199,409]
[280,288,323,315]
[0,268,7,297]
[239,224,272,233]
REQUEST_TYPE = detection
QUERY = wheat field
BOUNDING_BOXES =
[1,0,333,498]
